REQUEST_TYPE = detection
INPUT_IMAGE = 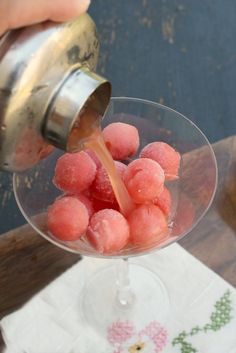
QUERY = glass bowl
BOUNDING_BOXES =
[13,97,218,332]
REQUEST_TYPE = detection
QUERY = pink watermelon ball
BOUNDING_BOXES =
[91,161,127,203]
[153,187,172,217]
[63,192,94,217]
[128,204,168,246]
[47,196,89,241]
[92,197,119,213]
[87,209,130,254]
[75,193,94,218]
[123,158,165,204]
[53,151,96,193]
[140,142,180,180]
[103,122,140,160]
[85,149,102,168]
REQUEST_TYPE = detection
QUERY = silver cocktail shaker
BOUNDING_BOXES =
[0,14,111,172]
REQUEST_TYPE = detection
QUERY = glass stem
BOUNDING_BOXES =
[115,258,135,309]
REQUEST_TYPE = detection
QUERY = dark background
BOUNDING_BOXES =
[0,0,235,234]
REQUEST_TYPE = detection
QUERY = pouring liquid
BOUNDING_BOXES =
[68,107,134,216]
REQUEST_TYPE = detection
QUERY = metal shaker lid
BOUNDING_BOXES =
[44,67,111,152]
[0,14,111,172]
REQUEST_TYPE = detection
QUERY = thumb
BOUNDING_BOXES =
[0,0,91,36]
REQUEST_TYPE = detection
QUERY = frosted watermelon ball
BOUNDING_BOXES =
[128,204,168,246]
[91,161,127,203]
[92,197,119,213]
[140,142,180,180]
[47,196,89,241]
[123,158,165,204]
[76,193,94,218]
[53,151,96,194]
[63,191,94,218]
[68,193,94,218]
[153,187,172,217]
[85,149,102,168]
[87,209,130,254]
[103,122,140,160]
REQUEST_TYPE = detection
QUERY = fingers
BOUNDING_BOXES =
[48,0,91,21]
[0,0,90,36]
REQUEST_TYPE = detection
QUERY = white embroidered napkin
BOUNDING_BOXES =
[1,243,235,353]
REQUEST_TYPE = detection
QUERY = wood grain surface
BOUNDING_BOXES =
[180,136,236,285]
[0,227,80,320]
[0,229,80,349]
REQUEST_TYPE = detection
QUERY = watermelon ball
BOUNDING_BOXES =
[47,196,89,241]
[103,122,140,160]
[153,187,172,217]
[75,193,94,218]
[85,149,102,168]
[140,142,180,180]
[128,204,168,246]
[87,209,130,254]
[123,158,165,204]
[53,151,96,193]
[63,192,94,218]
[92,197,119,213]
[91,161,127,203]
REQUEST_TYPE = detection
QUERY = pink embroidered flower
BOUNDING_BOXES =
[107,320,135,345]
[107,320,168,353]
[139,321,168,352]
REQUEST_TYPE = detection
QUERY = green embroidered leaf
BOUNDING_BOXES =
[203,290,232,332]
[190,326,201,335]
[172,290,233,353]
[172,338,197,353]
[203,323,212,333]
[172,331,187,345]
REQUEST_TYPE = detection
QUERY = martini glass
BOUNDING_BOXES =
[13,97,217,335]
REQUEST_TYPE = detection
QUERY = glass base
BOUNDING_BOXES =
[81,263,170,335]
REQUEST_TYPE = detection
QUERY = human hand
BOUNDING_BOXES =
[0,0,90,36]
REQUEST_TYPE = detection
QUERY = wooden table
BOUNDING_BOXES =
[0,136,236,350]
